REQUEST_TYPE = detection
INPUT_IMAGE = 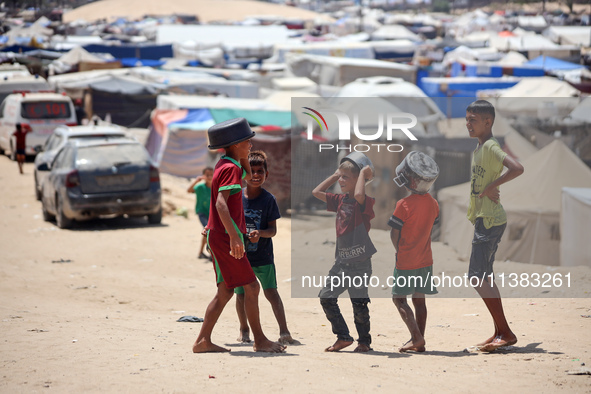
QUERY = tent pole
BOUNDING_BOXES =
[529,210,542,264]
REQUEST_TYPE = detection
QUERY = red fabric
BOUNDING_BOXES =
[208,230,256,289]
[327,193,375,236]
[392,194,439,270]
[12,129,30,150]
[206,158,246,233]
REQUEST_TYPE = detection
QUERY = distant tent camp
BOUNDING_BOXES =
[439,140,591,266]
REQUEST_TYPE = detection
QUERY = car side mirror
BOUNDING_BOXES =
[37,163,50,171]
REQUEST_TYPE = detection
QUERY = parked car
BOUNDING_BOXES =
[0,91,77,159]
[39,138,162,229]
[33,125,129,200]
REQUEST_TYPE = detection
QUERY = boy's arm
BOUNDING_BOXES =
[312,169,340,203]
[187,175,205,193]
[248,220,277,243]
[479,155,524,204]
[216,189,244,259]
[239,157,252,182]
[354,165,372,205]
[390,228,400,251]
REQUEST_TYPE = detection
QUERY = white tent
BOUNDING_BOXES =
[56,46,106,65]
[544,26,591,47]
[371,24,420,41]
[285,53,417,86]
[561,188,591,267]
[439,140,591,266]
[336,76,444,135]
[492,77,580,118]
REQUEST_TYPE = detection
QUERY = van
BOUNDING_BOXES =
[0,92,77,159]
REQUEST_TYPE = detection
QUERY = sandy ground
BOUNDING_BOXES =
[1,156,590,393]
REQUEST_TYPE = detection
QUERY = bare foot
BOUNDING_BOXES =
[278,333,300,345]
[193,339,231,353]
[478,336,517,352]
[325,339,353,352]
[353,343,372,352]
[476,334,497,347]
[399,338,425,353]
[253,339,286,353]
[237,329,251,343]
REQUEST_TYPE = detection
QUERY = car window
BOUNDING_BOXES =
[21,101,72,119]
[43,135,55,150]
[49,135,63,150]
[0,100,5,118]
[53,146,74,170]
[76,143,149,166]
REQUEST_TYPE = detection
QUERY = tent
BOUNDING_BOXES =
[147,105,291,176]
[561,188,591,267]
[439,140,591,266]
[285,53,417,86]
[491,76,580,118]
[525,55,585,72]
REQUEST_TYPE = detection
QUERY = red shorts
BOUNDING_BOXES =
[207,229,256,289]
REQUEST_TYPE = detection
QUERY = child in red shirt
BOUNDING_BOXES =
[192,118,285,354]
[389,151,439,352]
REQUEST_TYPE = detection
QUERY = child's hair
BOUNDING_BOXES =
[338,160,360,176]
[249,150,268,171]
[16,123,21,130]
[203,166,213,174]
[466,100,495,120]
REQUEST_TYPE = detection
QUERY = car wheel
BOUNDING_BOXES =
[34,172,41,201]
[147,207,162,224]
[41,195,55,222]
[56,196,73,229]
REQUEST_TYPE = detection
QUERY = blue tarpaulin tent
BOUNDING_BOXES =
[525,55,585,72]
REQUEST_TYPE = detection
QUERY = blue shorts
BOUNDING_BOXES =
[16,148,25,155]
[198,213,208,228]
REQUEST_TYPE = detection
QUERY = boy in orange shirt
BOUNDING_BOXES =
[389,151,440,352]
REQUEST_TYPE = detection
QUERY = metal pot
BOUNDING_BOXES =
[340,152,374,184]
[393,151,439,194]
[208,117,255,149]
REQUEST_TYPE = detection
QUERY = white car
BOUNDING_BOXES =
[0,92,77,159]
[34,125,129,200]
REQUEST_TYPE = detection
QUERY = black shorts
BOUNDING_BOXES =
[468,218,506,281]
[16,149,26,155]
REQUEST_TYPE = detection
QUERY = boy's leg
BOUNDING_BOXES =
[347,259,372,352]
[319,264,354,352]
[242,279,285,353]
[351,298,371,352]
[17,154,24,174]
[234,290,251,342]
[199,235,208,256]
[411,293,427,337]
[392,296,425,352]
[256,264,296,344]
[469,220,517,351]
[263,288,295,344]
[193,283,234,353]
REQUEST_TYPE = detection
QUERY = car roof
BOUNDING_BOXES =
[65,137,140,149]
[7,92,72,101]
[55,125,128,138]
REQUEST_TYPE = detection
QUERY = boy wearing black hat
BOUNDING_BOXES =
[192,118,285,354]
